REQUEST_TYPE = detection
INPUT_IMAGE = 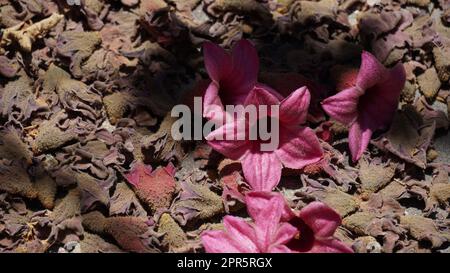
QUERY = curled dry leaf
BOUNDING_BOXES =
[142,114,185,163]
[124,162,177,213]
[359,157,397,193]
[79,232,124,253]
[157,213,188,252]
[312,188,360,217]
[400,215,448,249]
[56,30,102,78]
[0,128,33,165]
[0,13,63,53]
[373,105,435,169]
[173,181,224,226]
[82,211,158,253]
[49,189,84,242]
[0,161,37,200]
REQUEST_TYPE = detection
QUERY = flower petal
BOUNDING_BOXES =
[321,87,361,125]
[244,86,281,107]
[222,216,260,253]
[270,244,295,253]
[298,201,341,238]
[356,51,388,90]
[203,41,232,83]
[241,151,282,191]
[307,238,354,253]
[245,191,295,223]
[271,222,299,247]
[279,86,310,125]
[201,216,259,253]
[275,126,323,169]
[348,117,373,162]
[244,192,298,252]
[201,230,244,253]
[357,62,405,130]
[228,39,259,92]
[203,81,227,122]
[205,118,250,160]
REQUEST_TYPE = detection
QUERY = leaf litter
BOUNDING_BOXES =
[0,0,449,253]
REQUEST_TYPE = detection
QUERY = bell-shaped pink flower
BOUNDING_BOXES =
[201,192,297,253]
[206,86,323,191]
[201,192,352,253]
[321,51,406,161]
[203,39,283,123]
[287,201,353,253]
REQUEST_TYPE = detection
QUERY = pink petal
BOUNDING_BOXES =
[201,230,243,253]
[244,86,281,107]
[205,118,250,160]
[279,86,310,125]
[298,201,341,238]
[255,83,285,101]
[203,41,232,83]
[245,192,295,223]
[228,39,259,92]
[307,238,354,253]
[244,192,297,251]
[221,216,260,253]
[357,62,405,130]
[270,222,299,247]
[356,51,388,91]
[201,222,257,254]
[241,151,282,191]
[202,216,260,253]
[348,117,373,162]
[275,126,323,169]
[203,81,226,122]
[270,244,295,253]
[321,87,361,125]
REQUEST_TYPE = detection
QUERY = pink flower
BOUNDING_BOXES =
[201,192,297,253]
[286,201,353,253]
[206,86,323,191]
[321,51,406,161]
[203,39,283,123]
[201,192,353,253]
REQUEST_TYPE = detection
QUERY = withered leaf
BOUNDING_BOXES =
[359,157,397,193]
[373,105,435,169]
[157,213,187,252]
[172,181,224,225]
[56,31,102,78]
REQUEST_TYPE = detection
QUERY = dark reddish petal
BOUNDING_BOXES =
[348,118,373,162]
[298,201,341,238]
[205,118,250,160]
[357,62,406,130]
[203,41,232,83]
[275,126,323,169]
[255,83,285,101]
[279,86,310,125]
[241,151,282,191]
[321,87,361,125]
[356,51,389,90]
[307,238,354,253]
[228,39,259,92]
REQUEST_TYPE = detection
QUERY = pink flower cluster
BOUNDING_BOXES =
[200,39,405,253]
